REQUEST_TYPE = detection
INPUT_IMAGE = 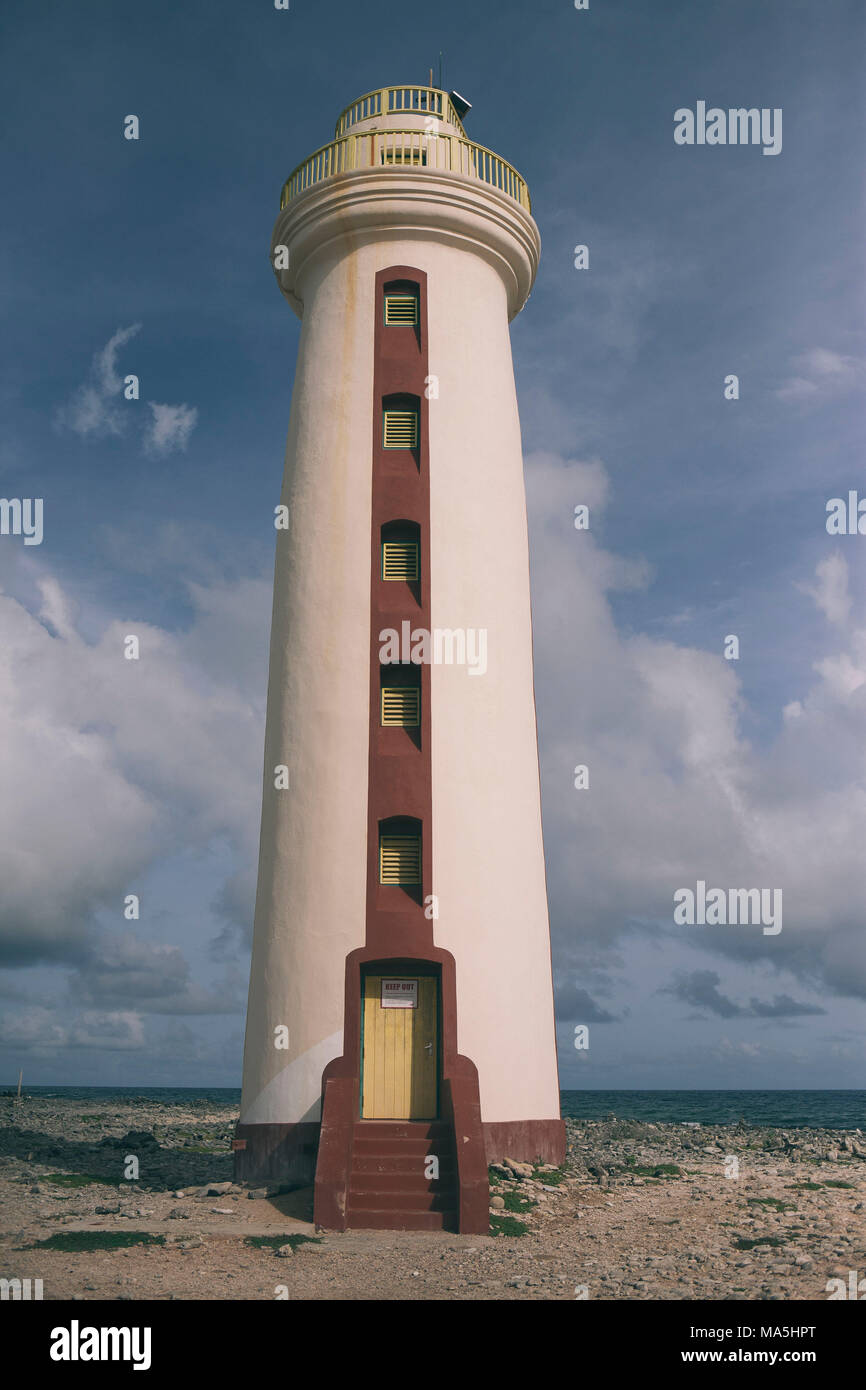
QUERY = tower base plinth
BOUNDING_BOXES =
[233,1122,319,1188]
[483,1120,566,1167]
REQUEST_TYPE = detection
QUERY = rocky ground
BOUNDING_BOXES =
[1,1096,863,1300]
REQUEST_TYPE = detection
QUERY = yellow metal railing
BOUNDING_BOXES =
[279,129,531,213]
[335,86,467,138]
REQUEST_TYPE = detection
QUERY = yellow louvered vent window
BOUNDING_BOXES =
[382,539,420,581]
[379,834,421,885]
[383,409,419,449]
[381,148,427,167]
[381,686,421,727]
[384,293,419,326]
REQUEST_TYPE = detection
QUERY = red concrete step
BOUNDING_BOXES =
[352,1154,455,1175]
[344,1208,458,1232]
[356,1122,451,1139]
[348,1188,454,1213]
[352,1138,450,1159]
[349,1174,457,1195]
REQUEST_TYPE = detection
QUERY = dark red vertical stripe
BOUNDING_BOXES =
[366,267,433,954]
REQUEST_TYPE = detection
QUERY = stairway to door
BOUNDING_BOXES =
[346,1119,458,1231]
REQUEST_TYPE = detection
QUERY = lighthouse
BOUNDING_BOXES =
[235,84,564,1233]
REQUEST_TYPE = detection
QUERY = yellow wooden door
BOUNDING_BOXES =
[361,975,437,1119]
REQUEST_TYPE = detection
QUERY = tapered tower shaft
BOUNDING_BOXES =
[236,86,563,1232]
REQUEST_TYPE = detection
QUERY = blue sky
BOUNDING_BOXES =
[1,0,864,1090]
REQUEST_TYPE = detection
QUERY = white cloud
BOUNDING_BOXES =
[68,1010,147,1051]
[71,934,245,1015]
[56,323,140,439]
[526,451,866,999]
[715,1037,764,1059]
[93,324,140,397]
[0,568,269,967]
[798,552,851,627]
[144,402,198,456]
[776,346,865,402]
[57,326,198,455]
[0,1006,145,1052]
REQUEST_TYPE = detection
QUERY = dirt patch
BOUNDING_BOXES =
[1,1097,864,1300]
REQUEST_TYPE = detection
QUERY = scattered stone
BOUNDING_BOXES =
[117,1130,161,1150]
[4,1097,863,1301]
[275,1244,295,1258]
[503,1157,534,1179]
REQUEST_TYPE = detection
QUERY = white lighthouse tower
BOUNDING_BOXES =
[235,84,564,1232]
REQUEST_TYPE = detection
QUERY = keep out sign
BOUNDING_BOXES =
[381,979,418,1009]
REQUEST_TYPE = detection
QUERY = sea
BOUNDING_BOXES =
[3,1087,864,1130]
